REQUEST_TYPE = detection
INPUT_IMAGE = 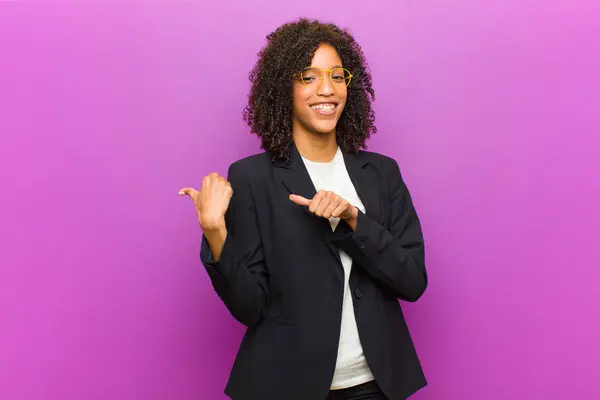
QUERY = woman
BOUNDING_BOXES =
[179,18,427,400]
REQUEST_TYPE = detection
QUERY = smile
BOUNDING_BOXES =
[310,103,337,116]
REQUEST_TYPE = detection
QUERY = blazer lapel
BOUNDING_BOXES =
[273,142,343,265]
[342,150,381,224]
[273,142,384,268]
[273,142,317,215]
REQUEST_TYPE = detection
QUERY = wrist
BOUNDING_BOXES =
[202,223,227,262]
[204,225,226,239]
[343,206,358,221]
[200,219,226,234]
[343,207,359,231]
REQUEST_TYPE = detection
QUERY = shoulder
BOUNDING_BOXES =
[356,149,401,172]
[354,149,408,192]
[226,151,272,184]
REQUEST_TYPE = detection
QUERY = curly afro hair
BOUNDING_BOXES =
[243,18,376,164]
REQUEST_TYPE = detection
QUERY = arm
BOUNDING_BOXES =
[200,163,269,327]
[334,159,427,302]
[203,225,227,262]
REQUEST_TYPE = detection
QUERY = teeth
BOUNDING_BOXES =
[311,104,336,111]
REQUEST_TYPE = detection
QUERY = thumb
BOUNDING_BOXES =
[178,188,198,198]
[289,194,311,206]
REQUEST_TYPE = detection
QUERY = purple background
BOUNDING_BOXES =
[1,1,599,399]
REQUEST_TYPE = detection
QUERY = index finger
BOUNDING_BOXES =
[289,194,311,206]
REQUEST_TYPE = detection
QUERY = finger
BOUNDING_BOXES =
[223,184,233,197]
[203,172,219,186]
[221,177,232,189]
[331,201,349,218]
[315,191,333,217]
[215,176,229,190]
[289,194,311,206]
[323,195,341,218]
[178,187,198,197]
[310,191,326,214]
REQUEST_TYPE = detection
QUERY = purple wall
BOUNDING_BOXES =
[1,2,598,399]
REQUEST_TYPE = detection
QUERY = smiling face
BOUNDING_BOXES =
[292,43,348,138]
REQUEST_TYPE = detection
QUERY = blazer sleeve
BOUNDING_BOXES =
[200,162,269,327]
[334,158,427,302]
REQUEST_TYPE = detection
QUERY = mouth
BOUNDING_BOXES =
[310,102,338,116]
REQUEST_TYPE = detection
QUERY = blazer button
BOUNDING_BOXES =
[354,288,364,299]
[359,242,366,250]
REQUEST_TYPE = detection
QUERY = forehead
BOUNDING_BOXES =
[309,43,342,68]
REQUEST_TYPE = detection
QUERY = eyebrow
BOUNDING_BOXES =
[308,65,344,69]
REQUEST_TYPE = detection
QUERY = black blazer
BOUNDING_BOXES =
[200,143,428,400]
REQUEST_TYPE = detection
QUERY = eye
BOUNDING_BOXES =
[300,67,321,84]
[331,68,350,84]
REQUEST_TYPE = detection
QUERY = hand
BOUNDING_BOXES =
[289,190,358,221]
[178,172,233,231]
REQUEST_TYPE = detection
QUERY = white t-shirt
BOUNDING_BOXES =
[301,146,375,390]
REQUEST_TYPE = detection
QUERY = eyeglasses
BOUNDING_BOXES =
[294,67,353,87]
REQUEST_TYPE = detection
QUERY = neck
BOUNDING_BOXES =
[292,124,338,163]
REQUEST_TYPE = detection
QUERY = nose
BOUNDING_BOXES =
[316,73,335,97]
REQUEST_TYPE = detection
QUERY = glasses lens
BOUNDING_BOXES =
[301,68,321,84]
[331,68,349,83]
[299,68,352,86]
[332,68,351,86]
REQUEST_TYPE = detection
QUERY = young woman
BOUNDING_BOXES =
[179,18,428,400]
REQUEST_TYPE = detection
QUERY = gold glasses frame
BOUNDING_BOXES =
[294,67,354,87]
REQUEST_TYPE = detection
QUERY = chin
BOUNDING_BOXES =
[312,121,339,135]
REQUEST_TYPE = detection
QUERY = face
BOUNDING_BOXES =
[292,43,348,137]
